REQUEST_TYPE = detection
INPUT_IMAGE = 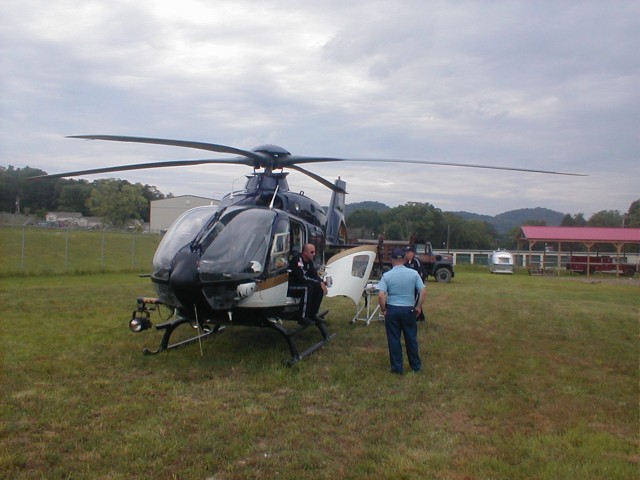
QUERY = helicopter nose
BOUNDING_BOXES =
[169,251,202,307]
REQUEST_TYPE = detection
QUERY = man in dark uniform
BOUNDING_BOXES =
[404,247,424,279]
[287,243,328,325]
[404,247,426,321]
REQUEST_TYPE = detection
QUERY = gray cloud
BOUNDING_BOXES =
[1,0,638,216]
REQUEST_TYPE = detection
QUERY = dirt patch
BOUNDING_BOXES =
[577,277,640,286]
[551,276,640,286]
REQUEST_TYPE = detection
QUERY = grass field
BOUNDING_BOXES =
[1,267,638,479]
[0,226,160,276]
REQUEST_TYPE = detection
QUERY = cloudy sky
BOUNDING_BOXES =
[1,0,638,216]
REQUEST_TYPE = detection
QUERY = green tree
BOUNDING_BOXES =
[380,202,443,241]
[382,220,406,241]
[561,213,587,226]
[439,211,502,249]
[347,209,383,239]
[86,179,148,227]
[57,180,93,215]
[0,167,169,221]
[0,167,13,211]
[560,213,573,226]
[448,220,496,249]
[0,166,56,213]
[560,213,587,227]
[367,204,504,249]
[625,199,640,227]
[441,213,468,249]
[588,210,624,227]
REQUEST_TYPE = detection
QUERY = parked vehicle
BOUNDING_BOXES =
[489,249,514,274]
[566,255,637,277]
[356,238,455,282]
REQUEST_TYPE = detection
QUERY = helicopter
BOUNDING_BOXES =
[30,135,584,364]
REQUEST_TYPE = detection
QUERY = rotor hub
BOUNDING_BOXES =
[251,144,291,158]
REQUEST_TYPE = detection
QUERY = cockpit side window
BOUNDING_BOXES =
[289,221,305,259]
[269,217,290,272]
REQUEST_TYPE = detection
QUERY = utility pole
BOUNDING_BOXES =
[446,223,450,253]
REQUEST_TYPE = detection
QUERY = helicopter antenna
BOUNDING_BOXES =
[269,185,280,210]
[230,176,245,200]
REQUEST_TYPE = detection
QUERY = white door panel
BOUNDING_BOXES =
[324,245,377,305]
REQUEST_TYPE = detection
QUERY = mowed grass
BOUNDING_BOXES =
[1,269,638,479]
[0,226,160,276]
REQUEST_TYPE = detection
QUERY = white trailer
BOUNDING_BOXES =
[489,250,514,274]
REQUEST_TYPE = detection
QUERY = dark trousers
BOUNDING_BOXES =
[384,305,422,373]
[288,283,323,319]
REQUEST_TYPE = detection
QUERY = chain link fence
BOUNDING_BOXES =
[0,225,161,275]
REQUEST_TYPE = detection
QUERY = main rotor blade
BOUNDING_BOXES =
[67,135,265,163]
[27,157,254,180]
[286,156,586,176]
[287,164,347,193]
[67,135,585,176]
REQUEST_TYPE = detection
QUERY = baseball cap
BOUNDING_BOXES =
[391,248,405,259]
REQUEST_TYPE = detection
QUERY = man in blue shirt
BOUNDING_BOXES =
[377,248,426,374]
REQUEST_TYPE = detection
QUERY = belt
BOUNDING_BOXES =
[387,304,414,310]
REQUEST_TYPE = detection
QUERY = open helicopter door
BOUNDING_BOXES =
[324,245,377,305]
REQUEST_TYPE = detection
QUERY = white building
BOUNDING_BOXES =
[45,211,82,224]
[150,195,219,233]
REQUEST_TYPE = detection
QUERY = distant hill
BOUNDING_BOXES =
[345,202,566,235]
[451,207,565,234]
[451,211,494,223]
[345,201,390,217]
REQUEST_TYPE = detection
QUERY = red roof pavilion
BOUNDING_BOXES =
[517,226,640,276]
[519,226,640,244]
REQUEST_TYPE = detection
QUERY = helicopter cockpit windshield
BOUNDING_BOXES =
[198,208,277,279]
[153,205,219,274]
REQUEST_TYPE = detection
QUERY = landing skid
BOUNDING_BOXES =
[143,317,226,355]
[265,310,334,366]
[136,302,334,364]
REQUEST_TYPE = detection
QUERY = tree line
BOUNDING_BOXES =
[347,200,640,250]
[0,166,166,226]
[2,166,638,248]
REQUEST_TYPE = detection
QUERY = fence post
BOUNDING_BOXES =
[101,233,106,272]
[21,226,25,270]
[65,230,69,272]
